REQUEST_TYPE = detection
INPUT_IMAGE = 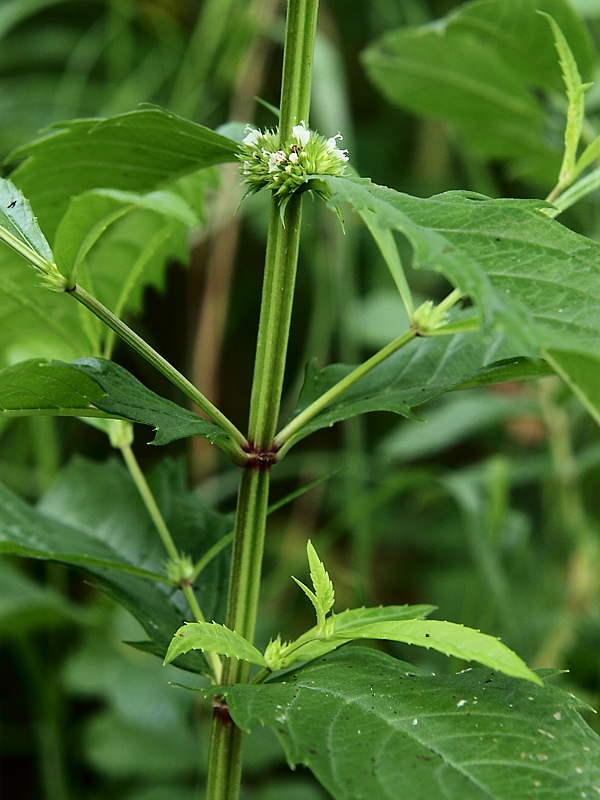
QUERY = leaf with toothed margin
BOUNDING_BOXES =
[225,647,600,800]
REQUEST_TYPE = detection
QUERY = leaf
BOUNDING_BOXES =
[0,457,232,673]
[0,358,229,446]
[300,175,600,433]
[287,335,550,447]
[9,107,239,237]
[340,619,538,683]
[544,348,600,428]
[164,621,267,668]
[0,475,166,582]
[292,541,335,636]
[227,648,600,800]
[286,612,537,684]
[0,170,216,368]
[0,177,53,266]
[362,0,594,182]
[539,12,590,184]
[53,188,199,285]
[284,604,436,666]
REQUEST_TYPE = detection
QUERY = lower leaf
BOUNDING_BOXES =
[226,648,600,800]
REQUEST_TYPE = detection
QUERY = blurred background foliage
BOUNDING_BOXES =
[1,0,600,798]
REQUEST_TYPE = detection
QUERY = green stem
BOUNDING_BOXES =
[278,0,320,142]
[247,198,303,446]
[274,327,418,456]
[206,1,320,798]
[120,442,222,682]
[67,283,248,461]
[206,467,270,797]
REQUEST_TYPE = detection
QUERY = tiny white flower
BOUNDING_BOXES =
[292,122,310,148]
[242,128,261,147]
[326,134,341,151]
[289,151,299,165]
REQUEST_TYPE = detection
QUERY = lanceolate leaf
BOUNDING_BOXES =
[286,332,550,446]
[341,619,538,683]
[285,613,537,683]
[0,358,229,446]
[227,648,600,800]
[0,177,53,266]
[9,107,239,236]
[284,604,436,666]
[165,622,267,668]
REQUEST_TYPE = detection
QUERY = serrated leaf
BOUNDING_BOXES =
[285,604,436,666]
[227,648,600,800]
[9,107,239,236]
[164,621,267,668]
[0,177,53,265]
[337,619,539,683]
[539,12,590,183]
[304,540,335,633]
[0,358,229,446]
[286,332,550,447]
[301,175,600,433]
[362,0,594,182]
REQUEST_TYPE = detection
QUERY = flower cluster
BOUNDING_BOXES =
[238,121,348,203]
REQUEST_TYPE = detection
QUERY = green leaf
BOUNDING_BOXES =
[573,134,600,177]
[164,621,267,668]
[307,175,600,431]
[292,540,335,636]
[284,604,436,666]
[0,474,166,582]
[9,108,239,236]
[544,348,600,428]
[338,619,539,683]
[362,0,594,182]
[0,171,215,368]
[287,336,550,447]
[1,457,231,673]
[539,12,590,184]
[0,358,229,445]
[227,648,600,800]
[53,188,199,285]
[0,178,66,291]
[0,177,53,264]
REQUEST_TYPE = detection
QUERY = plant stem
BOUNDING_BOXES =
[120,441,222,682]
[274,326,418,456]
[247,198,303,447]
[206,1,320,797]
[66,283,248,461]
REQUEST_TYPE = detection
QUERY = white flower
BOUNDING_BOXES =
[242,128,261,147]
[326,133,349,162]
[238,121,349,205]
[292,122,310,148]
